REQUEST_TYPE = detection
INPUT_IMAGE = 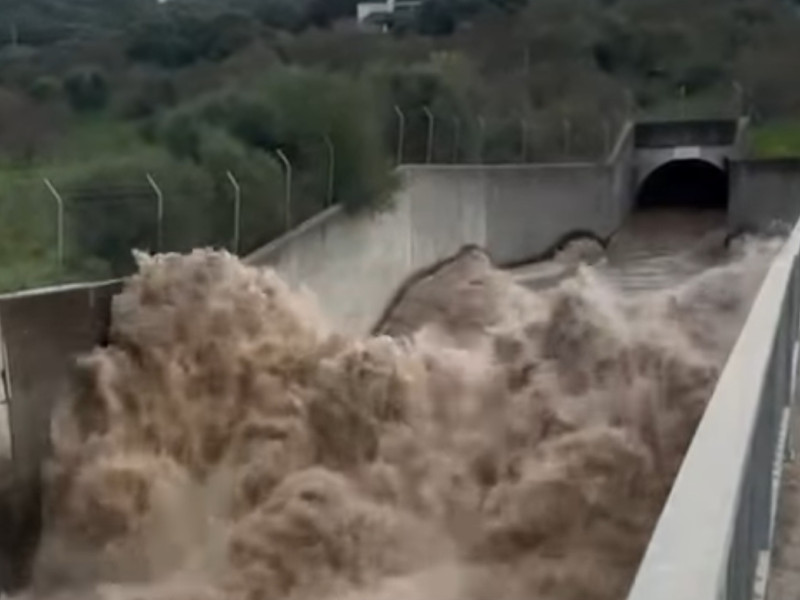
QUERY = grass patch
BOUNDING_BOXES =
[748,120,800,158]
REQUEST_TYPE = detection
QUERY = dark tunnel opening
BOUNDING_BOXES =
[636,159,728,210]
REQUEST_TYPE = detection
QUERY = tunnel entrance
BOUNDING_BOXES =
[636,159,728,210]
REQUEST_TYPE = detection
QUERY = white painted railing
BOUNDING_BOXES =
[628,220,800,600]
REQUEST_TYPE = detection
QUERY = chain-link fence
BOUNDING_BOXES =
[0,87,747,294]
[387,78,751,166]
[388,107,629,165]
[0,112,629,292]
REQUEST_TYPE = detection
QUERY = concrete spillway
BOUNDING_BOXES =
[2,118,800,597]
[3,211,776,600]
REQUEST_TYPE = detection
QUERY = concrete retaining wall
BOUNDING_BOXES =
[729,159,800,230]
[247,201,416,335]
[248,162,625,332]
[0,281,120,481]
[406,168,488,267]
[247,168,490,333]
[484,164,614,265]
[610,121,636,220]
[634,119,739,148]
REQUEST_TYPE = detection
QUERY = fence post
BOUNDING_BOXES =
[393,105,405,166]
[679,85,687,119]
[523,44,530,76]
[625,88,637,119]
[42,178,64,268]
[478,116,486,164]
[520,118,528,163]
[452,116,460,163]
[423,106,435,164]
[146,173,164,252]
[226,170,241,254]
[323,134,335,207]
[276,149,292,230]
[527,121,535,161]
[733,80,745,117]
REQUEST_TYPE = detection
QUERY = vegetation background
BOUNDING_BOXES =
[0,0,799,289]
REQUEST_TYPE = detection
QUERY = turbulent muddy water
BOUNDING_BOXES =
[13,230,783,600]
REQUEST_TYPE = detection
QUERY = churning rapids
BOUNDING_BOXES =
[14,233,782,600]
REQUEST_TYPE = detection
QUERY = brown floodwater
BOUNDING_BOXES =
[3,216,784,600]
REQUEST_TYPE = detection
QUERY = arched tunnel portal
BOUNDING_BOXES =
[635,159,729,211]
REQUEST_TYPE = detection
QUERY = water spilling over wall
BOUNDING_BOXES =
[12,238,781,600]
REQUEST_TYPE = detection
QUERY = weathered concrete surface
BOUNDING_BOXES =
[634,119,739,149]
[610,121,637,219]
[247,168,491,332]
[631,119,745,207]
[0,281,120,592]
[630,119,748,213]
[484,163,615,266]
[248,201,415,335]
[248,163,627,332]
[0,281,120,481]
[407,168,488,267]
[730,159,800,231]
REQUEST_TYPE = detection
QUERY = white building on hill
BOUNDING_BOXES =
[357,0,422,30]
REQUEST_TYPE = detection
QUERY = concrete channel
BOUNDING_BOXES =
[2,118,800,596]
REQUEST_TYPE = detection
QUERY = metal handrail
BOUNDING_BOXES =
[628,221,800,600]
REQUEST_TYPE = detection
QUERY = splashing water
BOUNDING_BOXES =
[19,237,780,600]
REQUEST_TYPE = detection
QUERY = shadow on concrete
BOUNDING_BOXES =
[0,472,41,593]
[637,159,729,210]
[0,281,120,593]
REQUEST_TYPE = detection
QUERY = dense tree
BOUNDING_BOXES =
[126,8,258,67]
[0,0,799,290]
[0,87,59,162]
[305,0,359,27]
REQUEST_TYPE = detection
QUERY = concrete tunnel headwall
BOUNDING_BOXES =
[635,158,729,211]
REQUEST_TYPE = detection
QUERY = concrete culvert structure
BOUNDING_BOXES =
[636,159,729,210]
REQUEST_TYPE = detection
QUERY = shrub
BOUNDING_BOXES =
[119,72,176,118]
[155,67,398,222]
[160,110,204,160]
[28,76,61,102]
[63,66,109,112]
[0,176,111,291]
